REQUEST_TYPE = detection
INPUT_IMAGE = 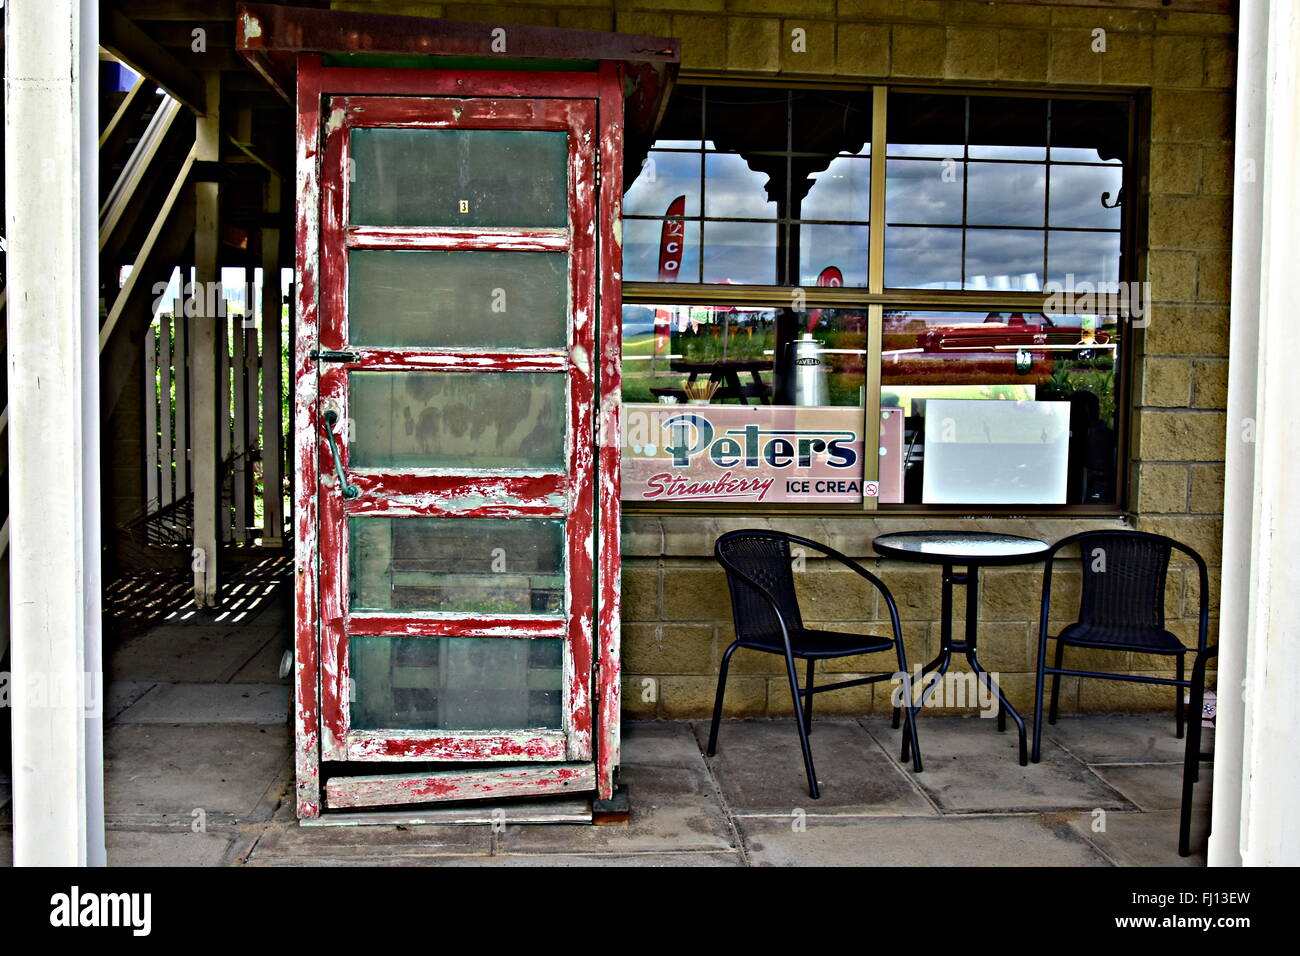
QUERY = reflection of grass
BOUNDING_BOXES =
[1039,358,1117,427]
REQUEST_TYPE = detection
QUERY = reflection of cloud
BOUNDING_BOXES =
[1048,164,1123,229]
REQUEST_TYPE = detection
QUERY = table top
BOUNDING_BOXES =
[872,530,1050,566]
[670,359,772,372]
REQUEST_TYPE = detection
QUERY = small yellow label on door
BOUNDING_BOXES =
[459,200,470,214]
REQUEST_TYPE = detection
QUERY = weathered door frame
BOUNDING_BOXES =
[292,58,624,820]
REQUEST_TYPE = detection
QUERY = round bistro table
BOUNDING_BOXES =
[871,530,1051,766]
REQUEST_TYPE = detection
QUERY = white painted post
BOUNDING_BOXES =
[192,71,221,604]
[1213,0,1300,866]
[261,177,285,548]
[4,0,106,865]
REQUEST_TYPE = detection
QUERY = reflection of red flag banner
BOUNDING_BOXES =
[809,265,843,331]
[657,196,686,282]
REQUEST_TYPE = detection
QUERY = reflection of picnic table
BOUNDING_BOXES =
[649,359,774,405]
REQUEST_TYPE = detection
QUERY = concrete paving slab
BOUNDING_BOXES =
[107,828,242,867]
[496,761,736,855]
[696,718,934,815]
[862,716,1133,813]
[623,719,711,769]
[104,681,159,722]
[115,683,291,725]
[740,813,1111,867]
[1091,763,1213,812]
[229,634,293,684]
[105,723,291,825]
[1045,714,1192,764]
[484,851,745,867]
[1070,809,1208,866]
[246,816,492,865]
[109,624,281,683]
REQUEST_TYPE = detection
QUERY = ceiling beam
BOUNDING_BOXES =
[101,4,205,114]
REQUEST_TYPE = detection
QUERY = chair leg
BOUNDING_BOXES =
[804,659,815,736]
[784,654,819,799]
[1180,652,1210,857]
[706,642,740,757]
[1032,634,1050,764]
[1175,652,1186,740]
[1048,640,1065,725]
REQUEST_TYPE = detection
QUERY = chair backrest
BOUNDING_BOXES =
[1069,531,1173,631]
[715,531,804,642]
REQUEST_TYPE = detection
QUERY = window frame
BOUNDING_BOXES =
[622,77,1139,517]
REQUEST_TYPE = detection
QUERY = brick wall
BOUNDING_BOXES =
[329,0,1235,718]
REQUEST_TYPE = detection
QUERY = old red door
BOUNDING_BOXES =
[311,93,601,810]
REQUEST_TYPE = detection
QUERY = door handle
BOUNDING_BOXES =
[310,349,359,363]
[321,410,360,499]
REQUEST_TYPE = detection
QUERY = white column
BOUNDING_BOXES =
[1213,0,1300,866]
[4,0,105,865]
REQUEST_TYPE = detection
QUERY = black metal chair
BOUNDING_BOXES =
[1031,530,1212,766]
[1180,642,1217,857]
[709,530,922,799]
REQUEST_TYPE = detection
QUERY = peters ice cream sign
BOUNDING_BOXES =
[622,404,873,503]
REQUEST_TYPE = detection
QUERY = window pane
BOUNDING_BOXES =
[880,310,1119,505]
[350,128,567,228]
[350,516,564,614]
[886,159,964,225]
[968,96,1047,161]
[349,250,566,349]
[886,91,965,158]
[350,635,563,730]
[791,89,872,156]
[1049,164,1123,229]
[1046,230,1122,287]
[964,229,1044,290]
[623,218,701,283]
[702,220,778,284]
[797,224,869,287]
[965,162,1046,227]
[704,153,780,219]
[624,151,702,218]
[885,226,962,289]
[349,371,565,469]
[1050,98,1128,164]
[801,156,871,222]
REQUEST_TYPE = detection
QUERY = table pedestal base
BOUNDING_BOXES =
[915,563,1028,766]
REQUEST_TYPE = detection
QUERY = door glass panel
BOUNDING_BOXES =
[349,250,567,348]
[350,636,564,730]
[349,371,565,469]
[350,127,568,228]
[350,516,565,614]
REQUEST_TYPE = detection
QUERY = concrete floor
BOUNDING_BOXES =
[0,577,1212,866]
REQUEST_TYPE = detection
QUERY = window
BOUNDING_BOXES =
[620,83,1132,511]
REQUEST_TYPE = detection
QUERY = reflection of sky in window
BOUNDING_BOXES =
[964,229,1044,289]
[701,221,778,284]
[624,151,701,217]
[886,160,963,224]
[801,157,871,221]
[966,163,1046,226]
[703,153,778,219]
[622,218,701,283]
[885,226,962,289]
[1049,165,1123,229]
[798,224,869,286]
[1047,231,1121,286]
